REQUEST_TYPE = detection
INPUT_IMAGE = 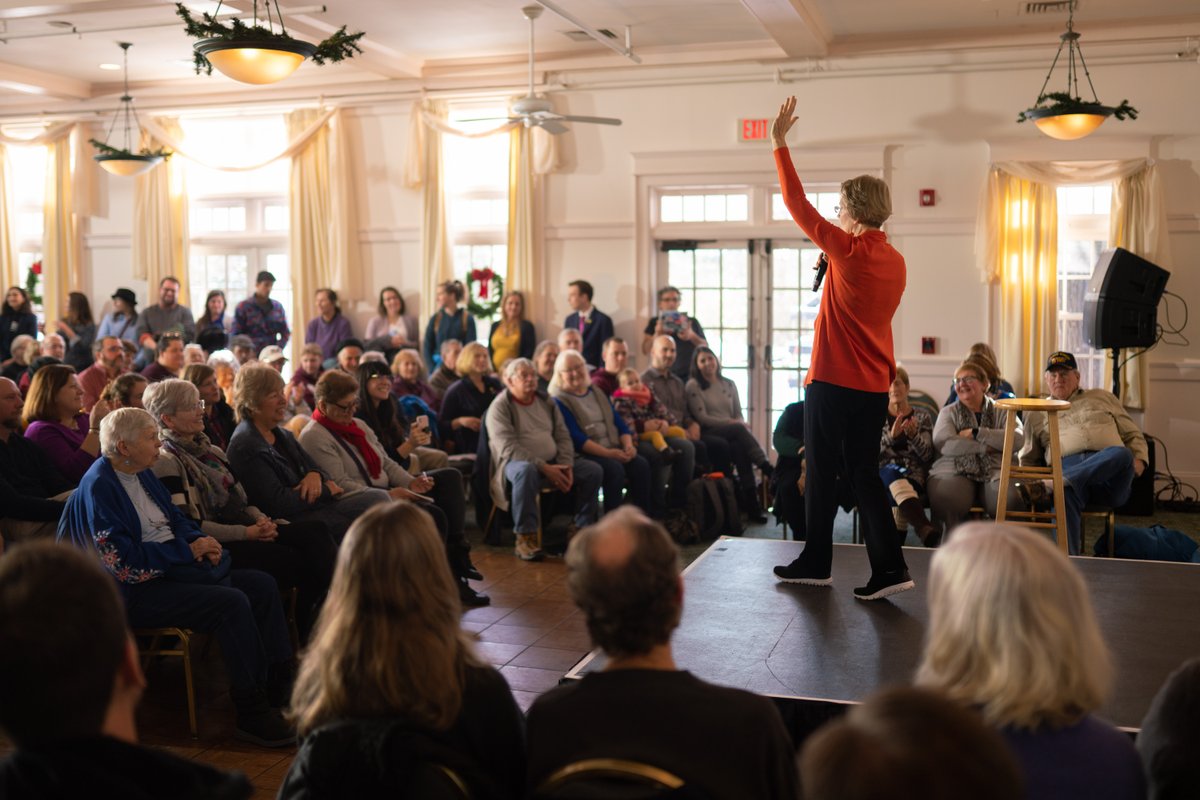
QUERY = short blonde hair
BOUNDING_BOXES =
[455,342,491,378]
[233,364,285,424]
[841,174,892,228]
[916,522,1112,729]
[390,348,426,380]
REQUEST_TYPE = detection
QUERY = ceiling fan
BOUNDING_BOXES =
[468,5,623,135]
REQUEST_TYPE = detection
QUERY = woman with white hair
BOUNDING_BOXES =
[57,406,296,747]
[916,522,1145,799]
[144,379,339,640]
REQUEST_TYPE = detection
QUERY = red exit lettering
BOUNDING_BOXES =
[740,118,769,142]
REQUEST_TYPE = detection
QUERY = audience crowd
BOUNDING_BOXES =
[0,274,1175,799]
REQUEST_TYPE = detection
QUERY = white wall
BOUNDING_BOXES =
[83,57,1200,479]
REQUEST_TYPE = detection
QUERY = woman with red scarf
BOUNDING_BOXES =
[297,369,488,607]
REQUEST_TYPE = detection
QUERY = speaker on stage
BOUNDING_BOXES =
[1083,247,1170,350]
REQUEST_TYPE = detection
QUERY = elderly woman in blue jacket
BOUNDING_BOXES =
[56,406,295,747]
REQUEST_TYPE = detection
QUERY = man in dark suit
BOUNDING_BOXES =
[563,280,613,369]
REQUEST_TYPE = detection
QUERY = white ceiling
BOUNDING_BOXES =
[0,0,1195,113]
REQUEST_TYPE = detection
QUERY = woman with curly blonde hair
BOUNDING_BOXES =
[282,501,525,799]
[916,522,1144,799]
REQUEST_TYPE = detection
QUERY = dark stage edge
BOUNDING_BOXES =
[565,539,1200,733]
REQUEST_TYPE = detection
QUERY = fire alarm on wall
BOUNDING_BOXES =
[921,337,937,354]
[920,189,936,207]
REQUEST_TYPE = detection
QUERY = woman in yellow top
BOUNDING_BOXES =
[487,291,536,372]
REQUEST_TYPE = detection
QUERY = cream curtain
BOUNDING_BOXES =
[507,125,542,323]
[978,167,1059,397]
[133,117,189,304]
[0,145,16,292]
[1105,163,1169,409]
[404,99,455,321]
[42,124,94,329]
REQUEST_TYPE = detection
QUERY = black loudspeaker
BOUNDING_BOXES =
[1082,247,1170,350]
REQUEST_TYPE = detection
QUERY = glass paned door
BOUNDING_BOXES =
[766,245,823,440]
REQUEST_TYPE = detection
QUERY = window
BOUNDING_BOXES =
[667,246,750,404]
[771,190,839,221]
[1056,184,1111,390]
[659,191,750,223]
[6,143,46,312]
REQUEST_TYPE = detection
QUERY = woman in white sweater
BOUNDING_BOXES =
[685,346,773,522]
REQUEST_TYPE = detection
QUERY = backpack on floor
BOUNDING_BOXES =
[685,474,743,540]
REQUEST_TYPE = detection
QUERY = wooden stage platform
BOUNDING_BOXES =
[566,538,1200,731]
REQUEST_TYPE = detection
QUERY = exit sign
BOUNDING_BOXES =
[739,118,769,142]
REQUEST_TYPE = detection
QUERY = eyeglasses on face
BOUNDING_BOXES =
[331,399,359,412]
[954,376,980,386]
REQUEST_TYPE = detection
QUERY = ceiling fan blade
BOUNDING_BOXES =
[536,118,570,135]
[457,116,522,124]
[557,115,623,126]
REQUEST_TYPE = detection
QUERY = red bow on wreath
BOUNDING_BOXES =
[470,267,495,298]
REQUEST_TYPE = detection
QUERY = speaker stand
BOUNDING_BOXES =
[1110,347,1121,397]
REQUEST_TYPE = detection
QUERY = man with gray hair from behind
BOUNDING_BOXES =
[524,506,799,798]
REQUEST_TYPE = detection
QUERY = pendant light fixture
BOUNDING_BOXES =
[176,1,364,86]
[90,42,167,177]
[1017,1,1137,140]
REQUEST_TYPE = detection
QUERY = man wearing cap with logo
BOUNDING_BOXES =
[1019,350,1148,555]
[232,271,291,355]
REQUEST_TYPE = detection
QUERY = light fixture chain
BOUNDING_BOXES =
[1072,39,1102,103]
[271,0,289,38]
[1035,38,1068,100]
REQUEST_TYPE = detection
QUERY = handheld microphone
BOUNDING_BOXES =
[812,252,829,292]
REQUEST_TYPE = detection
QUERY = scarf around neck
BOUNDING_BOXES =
[160,428,246,521]
[313,408,381,479]
[948,397,998,482]
[613,386,652,407]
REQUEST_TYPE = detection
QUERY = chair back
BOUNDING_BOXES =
[533,758,698,799]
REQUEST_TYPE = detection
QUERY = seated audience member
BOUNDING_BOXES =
[280,502,524,800]
[96,288,140,346]
[487,358,603,562]
[916,521,1145,800]
[563,279,613,369]
[927,359,1023,536]
[488,290,535,370]
[772,401,806,540]
[945,342,1016,406]
[556,326,589,365]
[144,380,338,640]
[880,365,939,545]
[57,407,295,747]
[1138,657,1200,800]
[333,337,364,375]
[429,338,462,398]
[40,332,67,362]
[79,336,127,412]
[612,367,696,509]
[196,289,231,341]
[424,280,476,372]
[439,341,502,455]
[2,286,38,363]
[225,365,380,540]
[56,292,97,372]
[1,333,35,383]
[686,346,773,522]
[183,363,237,450]
[289,343,324,412]
[390,347,441,413]
[1019,350,1148,555]
[182,343,205,367]
[304,288,353,361]
[363,286,418,360]
[526,507,798,798]
[800,686,1022,800]
[23,364,110,484]
[0,377,73,543]
[550,350,654,517]
[260,345,288,373]
[641,285,708,381]
[532,340,559,392]
[589,336,628,397]
[140,332,185,383]
[18,354,62,396]
[299,370,486,607]
[356,360,448,473]
[643,334,714,471]
[229,334,256,367]
[102,372,149,411]
[0,542,252,799]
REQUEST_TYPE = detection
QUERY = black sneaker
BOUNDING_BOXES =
[773,561,833,586]
[458,580,491,607]
[853,571,915,601]
[235,707,296,748]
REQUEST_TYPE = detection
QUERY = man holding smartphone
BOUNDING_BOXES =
[641,286,708,381]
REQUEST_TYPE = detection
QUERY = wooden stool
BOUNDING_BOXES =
[994,398,1071,555]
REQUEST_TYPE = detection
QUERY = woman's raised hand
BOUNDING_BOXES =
[771,96,798,148]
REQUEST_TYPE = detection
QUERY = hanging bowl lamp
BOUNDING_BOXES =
[91,42,167,177]
[1017,1,1137,140]
[176,1,364,86]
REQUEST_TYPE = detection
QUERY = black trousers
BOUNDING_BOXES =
[798,381,906,578]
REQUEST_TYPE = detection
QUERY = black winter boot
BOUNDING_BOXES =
[231,687,296,748]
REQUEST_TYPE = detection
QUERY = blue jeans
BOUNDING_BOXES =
[124,568,291,693]
[504,458,604,534]
[1061,447,1135,555]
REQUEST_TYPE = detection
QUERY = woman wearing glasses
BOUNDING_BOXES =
[927,360,1025,536]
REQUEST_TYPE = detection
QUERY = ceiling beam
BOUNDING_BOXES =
[0,57,88,98]
[739,0,831,57]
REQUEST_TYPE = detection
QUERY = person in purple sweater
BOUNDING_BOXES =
[22,364,112,485]
[304,288,353,362]
[917,522,1146,800]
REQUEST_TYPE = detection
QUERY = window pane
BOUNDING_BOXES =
[773,289,800,331]
[816,192,839,219]
[772,329,799,368]
[722,289,748,327]
[682,195,704,222]
[181,116,288,197]
[773,249,800,288]
[719,330,748,367]
[667,250,693,287]
[694,289,722,326]
[771,193,789,221]
[228,205,246,232]
[694,249,721,287]
[772,369,801,409]
[722,248,748,288]
[704,194,726,222]
[726,194,748,222]
[1093,185,1112,213]
[724,368,749,413]
[1061,186,1093,216]
[661,195,683,223]
[264,204,288,231]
